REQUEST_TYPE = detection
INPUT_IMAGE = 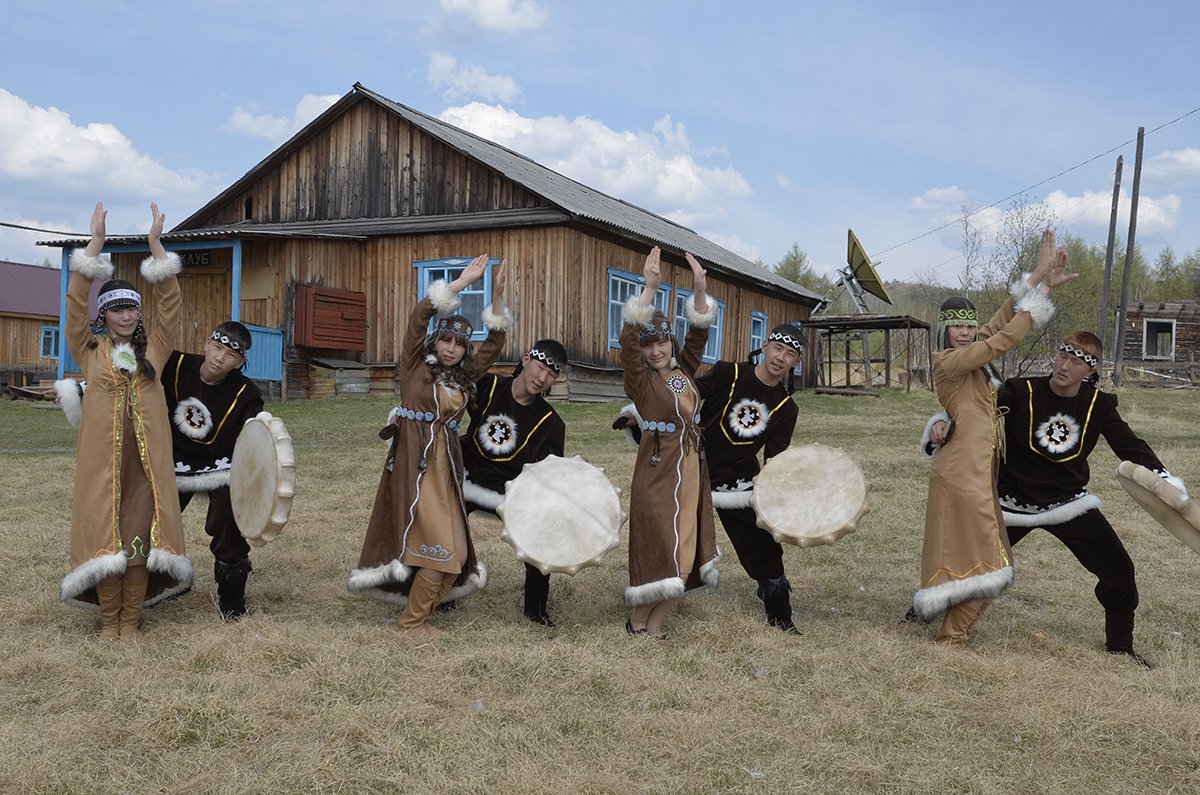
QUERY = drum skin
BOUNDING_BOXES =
[1116,460,1200,555]
[497,454,623,575]
[751,443,868,547]
[230,412,296,547]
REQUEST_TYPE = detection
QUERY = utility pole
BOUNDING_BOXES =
[1112,128,1144,387]
[1098,155,1123,364]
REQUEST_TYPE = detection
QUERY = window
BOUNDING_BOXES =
[413,257,498,342]
[749,311,768,354]
[1142,319,1176,360]
[40,326,60,360]
[607,268,671,349]
[673,288,725,363]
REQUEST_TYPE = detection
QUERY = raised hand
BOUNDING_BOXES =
[1030,228,1056,285]
[1043,247,1079,289]
[685,252,706,296]
[493,258,507,298]
[84,202,107,257]
[452,253,490,292]
[148,202,167,259]
[642,247,662,296]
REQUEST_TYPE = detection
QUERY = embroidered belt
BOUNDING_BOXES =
[394,406,459,432]
[641,420,678,433]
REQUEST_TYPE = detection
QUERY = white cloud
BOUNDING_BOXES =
[225,93,341,142]
[440,0,547,33]
[438,102,752,226]
[702,231,761,263]
[776,174,795,190]
[0,88,204,198]
[907,185,971,212]
[1146,147,1200,181]
[1045,188,1180,235]
[428,53,521,103]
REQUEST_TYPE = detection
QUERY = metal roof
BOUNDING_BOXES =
[0,260,59,317]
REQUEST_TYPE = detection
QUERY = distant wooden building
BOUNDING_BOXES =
[41,83,820,399]
[1118,301,1200,385]
[0,260,60,387]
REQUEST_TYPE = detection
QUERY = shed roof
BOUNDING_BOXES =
[1127,301,1200,320]
[801,314,931,331]
[0,260,59,317]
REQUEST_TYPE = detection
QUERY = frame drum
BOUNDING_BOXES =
[751,443,867,547]
[230,411,296,547]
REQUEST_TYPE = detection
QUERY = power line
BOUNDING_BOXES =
[0,220,82,236]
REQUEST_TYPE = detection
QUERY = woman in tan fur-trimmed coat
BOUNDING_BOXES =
[348,255,510,634]
[620,247,719,640]
[60,202,192,641]
[914,229,1075,646]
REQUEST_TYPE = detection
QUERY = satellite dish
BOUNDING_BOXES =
[847,229,893,305]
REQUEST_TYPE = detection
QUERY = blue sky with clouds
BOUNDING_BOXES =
[2,0,1198,288]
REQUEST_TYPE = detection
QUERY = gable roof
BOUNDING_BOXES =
[0,260,59,317]
[173,83,819,304]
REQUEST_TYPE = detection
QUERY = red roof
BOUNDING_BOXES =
[0,260,61,317]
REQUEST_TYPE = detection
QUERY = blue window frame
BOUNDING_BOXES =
[607,267,671,349]
[749,311,768,354]
[413,257,498,342]
[673,288,724,364]
[40,326,60,360]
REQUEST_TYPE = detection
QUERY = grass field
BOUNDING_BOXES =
[2,386,1199,794]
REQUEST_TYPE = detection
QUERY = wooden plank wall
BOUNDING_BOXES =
[0,314,56,369]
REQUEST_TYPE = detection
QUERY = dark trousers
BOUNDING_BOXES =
[179,485,251,564]
[716,506,786,582]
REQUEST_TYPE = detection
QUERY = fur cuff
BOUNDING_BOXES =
[1009,274,1034,303]
[622,297,656,328]
[427,279,459,314]
[913,565,1013,621]
[463,476,503,512]
[684,296,719,329]
[60,552,128,609]
[711,489,753,509]
[698,552,720,589]
[615,403,643,448]
[1015,288,1055,328]
[624,576,686,608]
[55,378,84,427]
[919,411,951,461]
[176,469,231,493]
[69,251,113,280]
[482,303,513,333]
[139,251,182,283]
[1002,494,1102,527]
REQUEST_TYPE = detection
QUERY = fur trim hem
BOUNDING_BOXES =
[919,410,951,461]
[624,576,686,608]
[442,562,488,603]
[698,553,720,588]
[1015,288,1055,328]
[347,559,413,598]
[621,297,656,328]
[176,469,231,493]
[711,489,753,509]
[427,279,459,314]
[139,251,182,283]
[683,296,719,329]
[143,548,195,607]
[69,251,113,280]
[60,552,128,608]
[481,304,513,333]
[913,565,1013,621]
[1002,494,1102,527]
[1009,273,1033,303]
[55,379,83,427]
[463,477,503,512]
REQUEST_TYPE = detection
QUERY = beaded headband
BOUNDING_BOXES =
[1059,343,1099,368]
[638,315,672,343]
[767,329,804,351]
[211,330,246,354]
[97,288,141,311]
[937,307,978,325]
[527,347,562,374]
[434,316,473,340]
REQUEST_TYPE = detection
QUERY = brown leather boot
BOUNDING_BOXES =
[96,577,123,640]
[397,573,443,635]
[118,575,149,641]
[935,599,989,647]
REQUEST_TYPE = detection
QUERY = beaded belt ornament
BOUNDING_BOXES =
[394,406,459,431]
[640,420,678,433]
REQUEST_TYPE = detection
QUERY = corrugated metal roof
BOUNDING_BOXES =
[0,260,59,317]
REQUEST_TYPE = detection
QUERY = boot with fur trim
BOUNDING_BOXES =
[214,558,253,620]
[118,575,148,641]
[757,575,799,634]
[96,577,123,640]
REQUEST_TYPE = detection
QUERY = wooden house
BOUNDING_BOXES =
[0,260,61,387]
[1117,301,1200,385]
[40,83,820,399]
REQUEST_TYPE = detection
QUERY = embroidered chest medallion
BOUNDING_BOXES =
[174,396,214,440]
[1036,411,1081,455]
[478,413,519,456]
[664,374,688,395]
[727,398,770,439]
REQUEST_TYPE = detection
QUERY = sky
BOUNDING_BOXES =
[2,0,1199,295]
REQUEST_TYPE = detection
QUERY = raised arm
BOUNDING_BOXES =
[66,203,113,359]
[140,203,182,364]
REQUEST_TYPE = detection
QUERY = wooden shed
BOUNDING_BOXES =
[0,260,61,388]
[40,83,820,399]
[1117,301,1200,385]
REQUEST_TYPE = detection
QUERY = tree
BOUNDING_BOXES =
[773,243,833,296]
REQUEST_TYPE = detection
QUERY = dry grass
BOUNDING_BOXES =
[2,388,1199,794]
